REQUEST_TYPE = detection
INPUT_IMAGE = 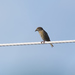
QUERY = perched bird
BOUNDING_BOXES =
[35,27,53,47]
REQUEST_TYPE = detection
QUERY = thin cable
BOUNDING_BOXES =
[0,40,75,47]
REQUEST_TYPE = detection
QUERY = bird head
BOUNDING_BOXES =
[35,27,43,32]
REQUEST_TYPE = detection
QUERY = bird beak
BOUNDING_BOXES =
[35,29,37,32]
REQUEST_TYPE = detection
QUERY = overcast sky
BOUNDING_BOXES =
[0,0,75,75]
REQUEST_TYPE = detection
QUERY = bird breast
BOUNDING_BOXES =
[38,30,45,40]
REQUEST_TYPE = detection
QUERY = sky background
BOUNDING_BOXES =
[0,0,75,75]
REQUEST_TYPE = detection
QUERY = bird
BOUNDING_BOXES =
[35,27,54,47]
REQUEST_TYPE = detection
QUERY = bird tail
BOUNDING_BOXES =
[50,43,54,47]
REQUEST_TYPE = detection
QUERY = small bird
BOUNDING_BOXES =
[35,27,53,47]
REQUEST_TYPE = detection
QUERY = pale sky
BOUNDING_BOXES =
[0,0,75,75]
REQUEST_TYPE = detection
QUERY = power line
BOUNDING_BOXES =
[0,40,75,47]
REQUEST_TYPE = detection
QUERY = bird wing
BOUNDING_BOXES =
[43,30,50,41]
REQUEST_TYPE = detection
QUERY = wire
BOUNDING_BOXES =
[0,40,75,47]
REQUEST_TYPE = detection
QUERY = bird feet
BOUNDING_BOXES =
[41,41,45,44]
